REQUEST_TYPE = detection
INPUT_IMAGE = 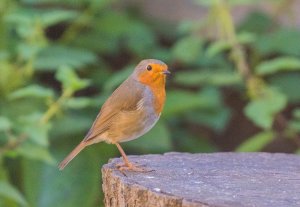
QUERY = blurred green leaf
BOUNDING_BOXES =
[0,181,28,207]
[22,142,115,207]
[16,143,55,165]
[124,121,171,152]
[19,113,50,146]
[63,97,95,109]
[5,8,37,25]
[151,47,173,63]
[255,29,300,56]
[9,85,54,100]
[95,12,132,38]
[182,86,230,131]
[206,41,231,58]
[73,12,132,54]
[172,128,217,153]
[18,43,44,60]
[39,9,79,27]
[126,24,157,57]
[6,8,78,27]
[164,87,223,117]
[255,57,300,75]
[238,11,274,34]
[49,112,93,140]
[0,63,26,96]
[35,46,98,70]
[244,87,287,129]
[236,131,275,152]
[269,73,300,103]
[237,31,257,43]
[25,124,50,146]
[172,36,203,63]
[87,64,111,89]
[187,107,231,132]
[71,31,119,54]
[56,66,90,91]
[289,108,300,133]
[0,116,12,131]
[174,70,242,86]
[206,32,256,57]
[177,20,199,35]
[22,0,111,8]
[103,66,132,92]
[289,120,300,133]
[163,91,204,117]
[293,109,300,119]
[125,21,156,56]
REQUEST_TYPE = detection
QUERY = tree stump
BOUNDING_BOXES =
[102,152,300,207]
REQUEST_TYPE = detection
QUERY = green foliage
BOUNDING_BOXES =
[254,29,300,56]
[103,65,132,92]
[20,113,50,146]
[238,11,274,34]
[9,85,54,100]
[164,91,204,117]
[269,73,300,103]
[6,8,78,28]
[0,117,12,131]
[16,143,55,164]
[0,181,28,207]
[206,32,256,58]
[1,0,300,206]
[179,0,300,154]
[244,87,287,129]
[255,57,300,75]
[35,46,98,70]
[172,36,203,63]
[236,131,275,152]
[56,66,90,91]
[174,70,242,86]
[288,109,300,134]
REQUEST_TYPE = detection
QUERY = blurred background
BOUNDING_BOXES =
[1,0,300,206]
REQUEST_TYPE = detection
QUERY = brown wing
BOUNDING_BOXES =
[83,77,145,142]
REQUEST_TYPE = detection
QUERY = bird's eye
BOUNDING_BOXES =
[146,65,152,71]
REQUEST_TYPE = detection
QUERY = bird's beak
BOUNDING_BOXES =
[162,70,171,75]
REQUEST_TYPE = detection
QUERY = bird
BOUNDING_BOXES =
[58,59,170,171]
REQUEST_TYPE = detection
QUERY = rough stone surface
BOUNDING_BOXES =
[102,152,300,207]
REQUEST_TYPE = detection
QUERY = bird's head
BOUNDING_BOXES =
[133,59,170,87]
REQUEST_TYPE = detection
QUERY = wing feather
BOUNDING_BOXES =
[83,78,145,142]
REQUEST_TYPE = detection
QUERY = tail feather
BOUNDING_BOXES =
[58,142,86,170]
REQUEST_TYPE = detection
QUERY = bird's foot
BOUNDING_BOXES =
[116,162,153,173]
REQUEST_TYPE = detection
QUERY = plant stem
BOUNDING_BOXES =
[40,88,73,124]
[213,0,252,81]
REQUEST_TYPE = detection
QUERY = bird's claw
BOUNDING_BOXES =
[115,162,153,174]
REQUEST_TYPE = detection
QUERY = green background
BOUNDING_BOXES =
[1,0,300,206]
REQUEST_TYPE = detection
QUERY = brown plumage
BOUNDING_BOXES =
[59,59,170,171]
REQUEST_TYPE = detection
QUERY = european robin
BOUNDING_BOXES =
[59,59,170,171]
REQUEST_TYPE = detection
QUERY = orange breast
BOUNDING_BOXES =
[150,85,166,115]
[138,69,167,115]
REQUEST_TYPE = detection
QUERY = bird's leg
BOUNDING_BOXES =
[115,143,132,167]
[115,143,149,172]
